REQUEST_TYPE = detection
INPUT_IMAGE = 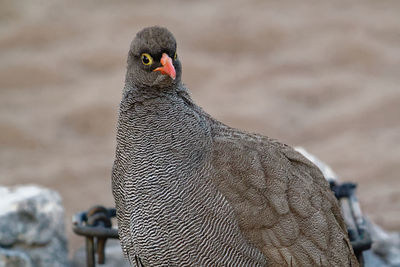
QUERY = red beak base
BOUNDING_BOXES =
[153,53,176,80]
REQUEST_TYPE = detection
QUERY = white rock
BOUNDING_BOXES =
[295,146,338,182]
[0,248,33,267]
[0,185,69,267]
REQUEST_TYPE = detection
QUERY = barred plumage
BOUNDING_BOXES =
[112,26,358,266]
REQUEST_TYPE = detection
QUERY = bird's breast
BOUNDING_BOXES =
[112,96,266,266]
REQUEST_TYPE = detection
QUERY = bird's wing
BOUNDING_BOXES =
[210,126,358,266]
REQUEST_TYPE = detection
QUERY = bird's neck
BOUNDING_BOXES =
[116,83,212,181]
[121,82,191,103]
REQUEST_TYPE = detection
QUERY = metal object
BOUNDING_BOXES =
[331,181,373,265]
[72,206,119,267]
[73,182,372,267]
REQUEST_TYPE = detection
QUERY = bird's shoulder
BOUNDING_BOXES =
[209,123,357,266]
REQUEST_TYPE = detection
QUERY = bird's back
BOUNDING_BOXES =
[208,120,359,266]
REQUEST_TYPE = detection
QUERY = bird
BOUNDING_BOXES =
[111,26,359,267]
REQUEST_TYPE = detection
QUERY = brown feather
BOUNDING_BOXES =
[209,122,359,266]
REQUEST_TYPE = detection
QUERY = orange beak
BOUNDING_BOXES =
[153,53,176,80]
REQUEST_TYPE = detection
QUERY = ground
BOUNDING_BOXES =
[1,0,399,256]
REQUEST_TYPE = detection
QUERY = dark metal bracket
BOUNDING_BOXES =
[330,181,373,265]
[72,206,119,267]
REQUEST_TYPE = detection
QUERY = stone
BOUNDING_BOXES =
[0,185,69,267]
[295,146,338,182]
[0,248,32,267]
[366,218,400,266]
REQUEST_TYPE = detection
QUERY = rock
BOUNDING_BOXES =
[0,248,33,267]
[0,185,69,267]
[295,146,338,182]
[366,219,400,266]
[363,249,390,267]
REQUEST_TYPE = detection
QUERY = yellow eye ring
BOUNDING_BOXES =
[174,52,177,60]
[141,53,153,65]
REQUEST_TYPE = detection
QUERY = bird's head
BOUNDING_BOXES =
[125,26,182,90]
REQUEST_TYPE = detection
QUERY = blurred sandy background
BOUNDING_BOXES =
[1,0,399,256]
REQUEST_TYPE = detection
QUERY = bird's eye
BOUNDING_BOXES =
[141,53,153,65]
[174,52,177,60]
